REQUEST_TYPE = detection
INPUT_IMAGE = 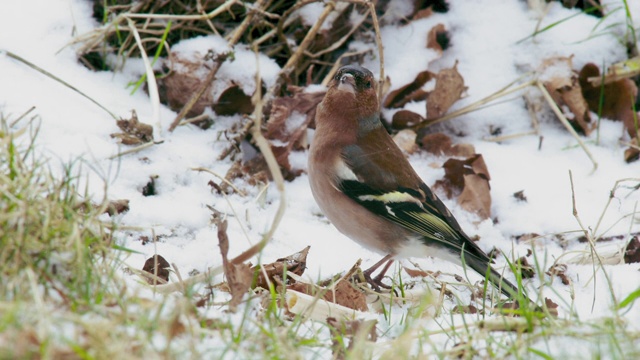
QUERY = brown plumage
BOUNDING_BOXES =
[309,65,528,300]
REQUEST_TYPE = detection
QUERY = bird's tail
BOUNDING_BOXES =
[464,254,530,303]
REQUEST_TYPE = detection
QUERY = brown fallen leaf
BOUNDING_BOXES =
[435,154,492,219]
[212,83,254,116]
[157,53,214,118]
[426,62,466,119]
[458,173,492,220]
[252,246,310,289]
[420,132,476,157]
[541,57,594,135]
[142,255,170,285]
[391,109,425,130]
[217,219,253,312]
[546,263,570,285]
[383,70,435,109]
[579,63,639,139]
[515,256,535,279]
[452,304,478,314]
[624,236,640,264]
[402,266,432,278]
[103,199,130,216]
[110,110,153,145]
[426,23,448,53]
[624,140,640,163]
[420,132,452,155]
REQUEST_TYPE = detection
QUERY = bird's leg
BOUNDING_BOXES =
[361,254,394,291]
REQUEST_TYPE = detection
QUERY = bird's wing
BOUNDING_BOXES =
[337,124,491,263]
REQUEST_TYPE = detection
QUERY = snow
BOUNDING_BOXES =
[1,0,639,356]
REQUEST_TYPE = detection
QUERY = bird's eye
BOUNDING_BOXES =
[365,80,372,89]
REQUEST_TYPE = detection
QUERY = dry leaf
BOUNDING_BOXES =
[218,219,253,312]
[391,110,425,130]
[427,62,466,119]
[437,154,491,219]
[212,83,254,116]
[158,53,214,117]
[624,140,640,163]
[402,266,432,278]
[546,263,570,285]
[420,132,476,157]
[110,110,153,145]
[515,256,535,279]
[426,23,447,53]
[458,173,492,220]
[420,132,452,155]
[142,255,170,285]
[541,57,594,135]
[103,199,130,216]
[252,246,310,289]
[579,63,639,139]
[383,70,434,109]
[624,236,640,264]
[452,304,478,314]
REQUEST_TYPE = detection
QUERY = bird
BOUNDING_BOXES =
[308,64,528,301]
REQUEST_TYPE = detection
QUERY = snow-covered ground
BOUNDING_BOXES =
[1,0,639,353]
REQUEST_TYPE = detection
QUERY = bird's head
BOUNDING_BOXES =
[325,65,379,117]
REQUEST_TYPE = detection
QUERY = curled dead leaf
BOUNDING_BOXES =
[383,70,434,109]
[103,199,130,216]
[420,132,476,157]
[427,62,466,119]
[541,57,594,135]
[212,83,254,116]
[624,236,640,264]
[252,246,310,289]
[391,110,425,130]
[111,110,153,145]
[435,154,491,219]
[158,53,214,117]
[142,255,170,285]
[546,263,570,285]
[579,63,639,139]
[217,219,253,312]
[426,23,448,53]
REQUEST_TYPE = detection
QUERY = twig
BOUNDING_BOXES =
[127,18,162,138]
[365,0,385,101]
[108,140,164,159]
[413,79,536,130]
[568,170,617,311]
[274,1,337,95]
[230,47,286,265]
[483,131,538,142]
[191,167,247,196]
[537,80,598,173]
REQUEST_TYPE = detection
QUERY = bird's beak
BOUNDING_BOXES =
[337,73,356,95]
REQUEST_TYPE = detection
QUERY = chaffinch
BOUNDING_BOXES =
[308,64,527,300]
